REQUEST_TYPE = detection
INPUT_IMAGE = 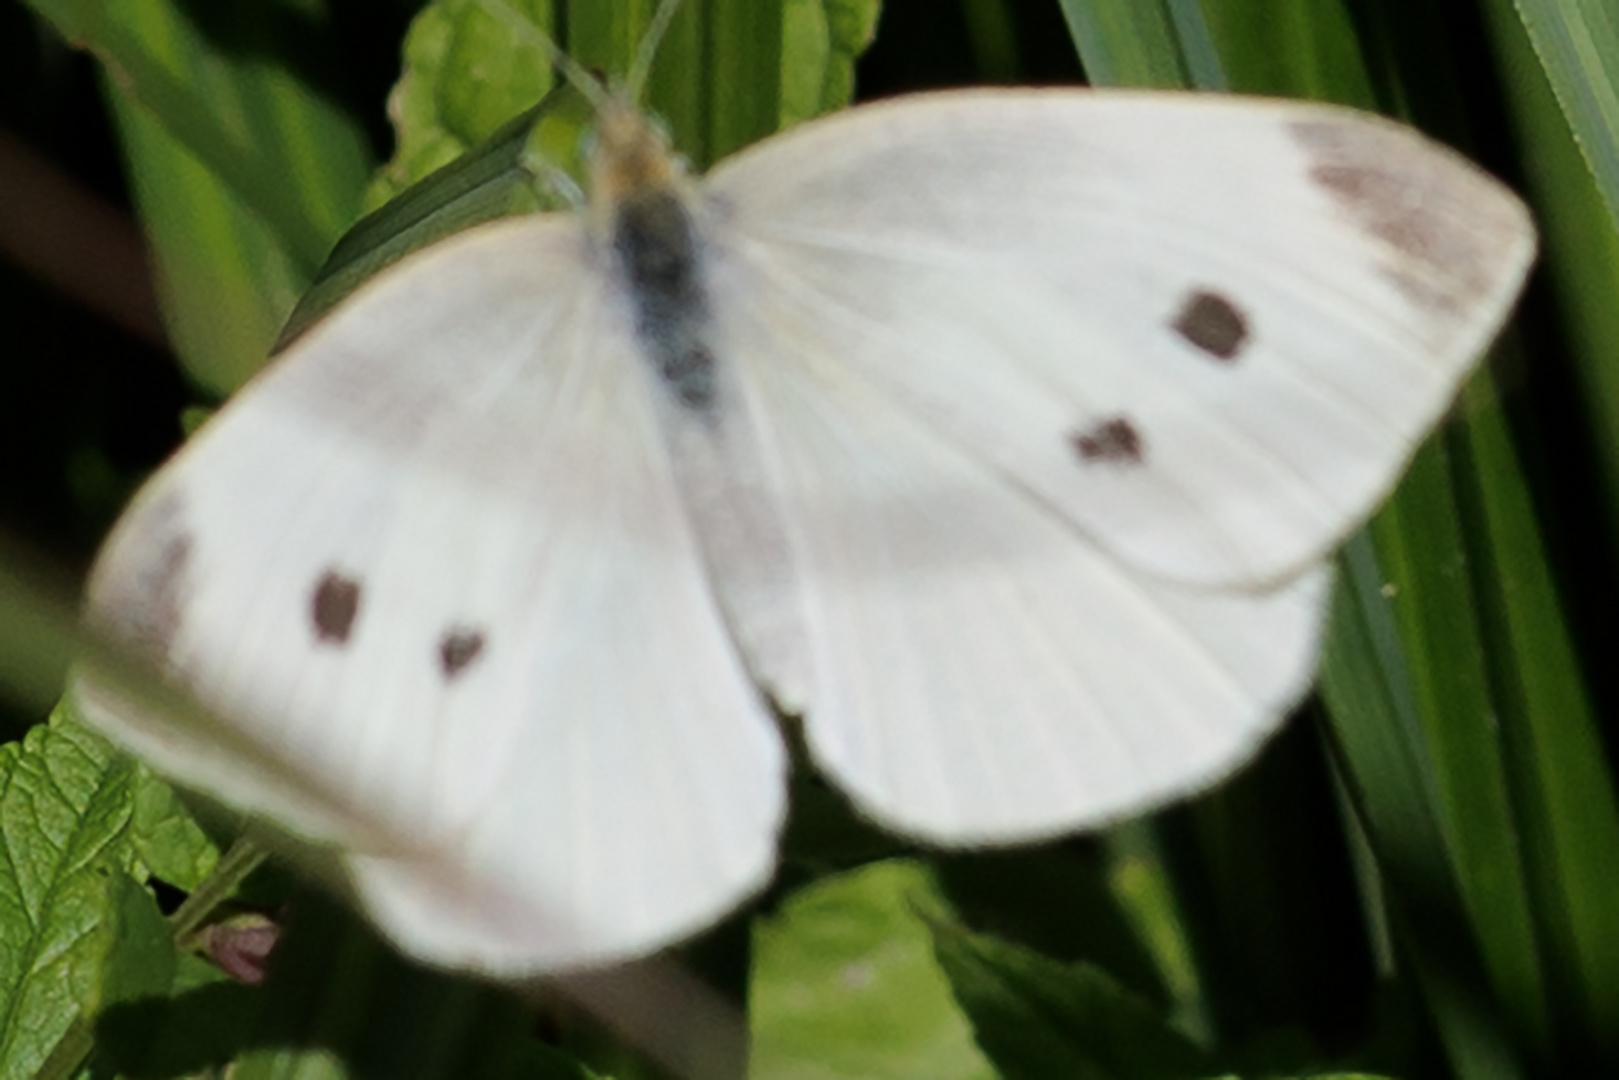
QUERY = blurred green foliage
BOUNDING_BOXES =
[1,0,1615,1077]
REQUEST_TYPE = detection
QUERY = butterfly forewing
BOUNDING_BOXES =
[78,217,785,973]
[701,90,1534,587]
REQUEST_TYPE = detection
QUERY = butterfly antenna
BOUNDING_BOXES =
[476,0,610,110]
[626,0,684,101]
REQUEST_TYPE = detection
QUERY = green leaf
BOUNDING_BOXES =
[234,1046,354,1080]
[20,0,374,394]
[930,919,1206,1080]
[288,0,880,351]
[562,0,779,169]
[20,0,368,268]
[292,0,878,353]
[106,94,316,396]
[1196,1076,1397,1080]
[129,765,221,892]
[278,86,596,350]
[0,709,145,1078]
[370,0,558,210]
[708,0,788,162]
[751,860,996,1080]
[934,844,1170,1011]
[93,955,262,1078]
[101,866,178,1007]
[781,0,882,125]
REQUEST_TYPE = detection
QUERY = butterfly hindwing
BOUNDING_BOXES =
[694,291,1329,842]
[78,218,785,972]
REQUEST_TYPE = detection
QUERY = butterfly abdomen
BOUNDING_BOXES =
[591,98,717,413]
[612,187,716,412]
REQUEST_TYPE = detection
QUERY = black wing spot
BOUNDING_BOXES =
[439,627,486,680]
[311,571,362,644]
[1071,417,1145,464]
[1172,289,1249,361]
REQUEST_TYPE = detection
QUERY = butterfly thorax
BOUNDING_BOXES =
[594,99,715,413]
[589,97,684,211]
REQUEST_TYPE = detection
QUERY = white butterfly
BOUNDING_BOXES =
[73,78,1534,974]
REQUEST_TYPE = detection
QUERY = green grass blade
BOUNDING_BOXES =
[1510,0,1619,231]
[1460,355,1619,1069]
[1475,0,1619,1067]
[1481,0,1619,514]
[1057,0,1195,88]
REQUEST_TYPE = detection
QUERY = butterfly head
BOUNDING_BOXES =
[589,96,686,217]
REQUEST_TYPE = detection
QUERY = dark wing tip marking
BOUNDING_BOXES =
[94,493,196,659]
[311,571,362,644]
[142,531,195,652]
[1288,119,1524,317]
[1071,416,1146,464]
[1172,289,1249,361]
[438,627,486,680]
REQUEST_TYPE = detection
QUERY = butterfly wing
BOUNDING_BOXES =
[681,89,1530,840]
[701,89,1534,587]
[689,280,1326,842]
[76,218,784,973]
